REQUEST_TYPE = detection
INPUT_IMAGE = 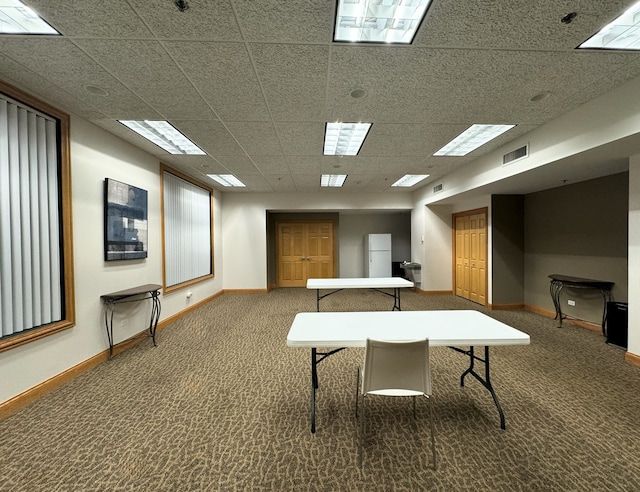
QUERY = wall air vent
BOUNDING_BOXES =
[433,183,443,193]
[502,144,528,166]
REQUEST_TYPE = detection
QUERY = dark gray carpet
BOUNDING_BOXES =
[1,288,639,491]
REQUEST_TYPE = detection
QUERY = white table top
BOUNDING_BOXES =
[287,310,530,348]
[306,277,414,289]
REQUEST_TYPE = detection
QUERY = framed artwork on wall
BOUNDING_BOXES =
[104,178,148,261]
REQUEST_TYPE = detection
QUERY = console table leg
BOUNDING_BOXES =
[104,304,115,359]
[149,293,161,347]
[549,280,564,327]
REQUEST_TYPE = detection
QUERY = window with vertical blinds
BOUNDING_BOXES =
[0,81,74,352]
[162,166,213,290]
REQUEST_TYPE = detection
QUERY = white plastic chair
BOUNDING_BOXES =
[355,338,436,469]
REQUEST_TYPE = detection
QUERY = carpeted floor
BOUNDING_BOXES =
[1,288,639,491]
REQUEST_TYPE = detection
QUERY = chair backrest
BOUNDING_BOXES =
[362,338,431,396]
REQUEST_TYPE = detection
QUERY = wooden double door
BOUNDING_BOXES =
[277,222,335,287]
[454,209,487,305]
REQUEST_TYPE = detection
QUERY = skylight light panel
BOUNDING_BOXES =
[321,174,348,187]
[580,1,640,50]
[433,124,515,156]
[391,174,430,187]
[119,120,205,155]
[334,0,432,44]
[207,174,246,187]
[0,1,59,34]
[323,122,372,156]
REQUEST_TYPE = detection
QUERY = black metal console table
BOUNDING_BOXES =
[100,284,162,358]
[548,274,613,333]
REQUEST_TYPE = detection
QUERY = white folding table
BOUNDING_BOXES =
[307,277,414,312]
[287,310,530,433]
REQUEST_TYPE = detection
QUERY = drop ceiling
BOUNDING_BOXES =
[1,0,640,193]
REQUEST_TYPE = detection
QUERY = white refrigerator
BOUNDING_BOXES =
[364,233,392,278]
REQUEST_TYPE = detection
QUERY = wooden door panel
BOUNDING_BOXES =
[453,210,487,305]
[477,213,487,304]
[307,259,332,278]
[278,223,306,287]
[456,263,464,296]
[277,222,335,287]
[455,216,465,296]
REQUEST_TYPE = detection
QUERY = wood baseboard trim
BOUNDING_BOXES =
[222,288,268,294]
[416,289,453,296]
[525,303,640,363]
[625,351,640,368]
[0,351,107,421]
[158,291,225,328]
[489,303,525,311]
[524,304,601,332]
[524,304,555,318]
[0,289,227,421]
[564,318,601,332]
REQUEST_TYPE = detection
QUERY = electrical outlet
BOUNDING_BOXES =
[568,299,576,306]
[120,318,128,327]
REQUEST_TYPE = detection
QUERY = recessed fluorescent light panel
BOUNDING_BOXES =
[579,1,640,50]
[321,174,348,187]
[119,120,205,155]
[0,1,59,34]
[334,0,432,44]
[391,174,429,187]
[324,122,372,156]
[433,124,516,156]
[207,174,246,187]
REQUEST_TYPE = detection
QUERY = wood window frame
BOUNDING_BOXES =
[0,80,75,353]
[160,164,214,293]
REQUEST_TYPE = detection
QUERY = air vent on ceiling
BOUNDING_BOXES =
[502,144,528,165]
[433,183,443,193]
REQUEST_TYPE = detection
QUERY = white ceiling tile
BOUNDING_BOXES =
[264,175,297,191]
[224,174,273,192]
[233,0,334,43]
[250,44,329,121]
[414,0,632,50]
[26,0,153,37]
[171,120,245,156]
[224,122,283,155]
[0,38,158,118]
[250,155,290,174]
[3,0,640,194]
[127,0,242,40]
[213,155,261,174]
[75,39,217,120]
[164,41,270,121]
[276,122,325,156]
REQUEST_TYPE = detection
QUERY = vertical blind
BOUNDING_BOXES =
[0,97,62,338]
[163,171,212,287]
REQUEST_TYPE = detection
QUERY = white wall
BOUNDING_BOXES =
[0,116,223,405]
[420,204,453,292]
[629,155,640,356]
[221,192,413,289]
